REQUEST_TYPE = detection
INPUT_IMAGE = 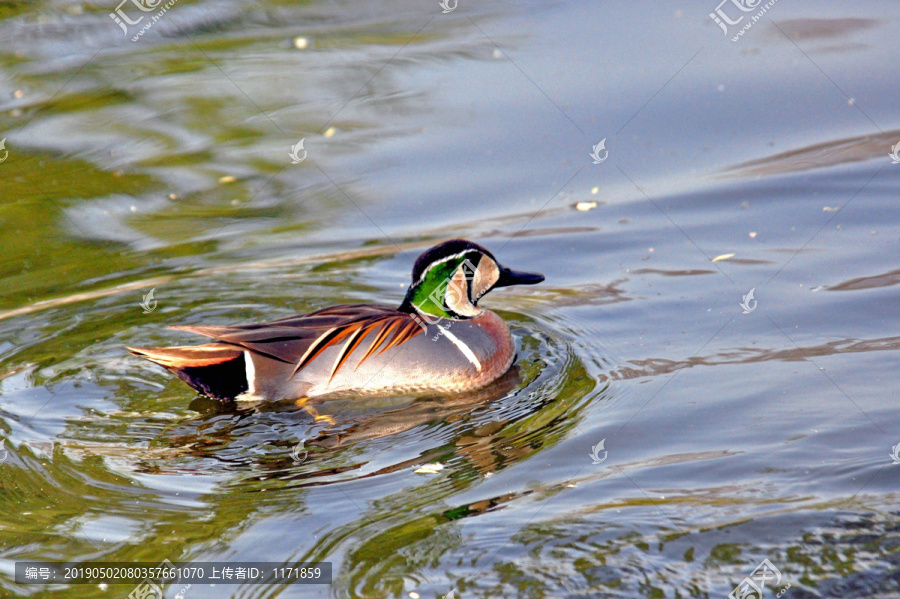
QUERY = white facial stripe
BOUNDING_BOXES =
[439,326,482,372]
[472,256,500,301]
[415,250,476,286]
[446,265,482,317]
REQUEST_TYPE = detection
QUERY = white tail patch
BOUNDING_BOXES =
[244,351,256,394]
[440,326,482,372]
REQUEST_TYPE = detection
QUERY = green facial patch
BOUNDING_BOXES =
[409,255,472,318]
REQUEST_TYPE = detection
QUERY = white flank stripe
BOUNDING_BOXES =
[440,326,482,372]
[244,351,256,393]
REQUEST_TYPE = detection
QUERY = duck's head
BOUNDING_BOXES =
[398,239,544,320]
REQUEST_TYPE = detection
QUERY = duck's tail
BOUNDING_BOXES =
[127,343,248,400]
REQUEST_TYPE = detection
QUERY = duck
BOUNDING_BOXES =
[127,239,544,402]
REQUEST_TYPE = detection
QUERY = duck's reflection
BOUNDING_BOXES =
[164,366,527,482]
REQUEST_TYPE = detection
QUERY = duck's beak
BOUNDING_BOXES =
[495,266,545,288]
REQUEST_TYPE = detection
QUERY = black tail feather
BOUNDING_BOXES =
[173,353,248,401]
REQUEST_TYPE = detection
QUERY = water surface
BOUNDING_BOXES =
[1,1,899,598]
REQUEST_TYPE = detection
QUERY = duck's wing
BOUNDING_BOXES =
[169,304,424,378]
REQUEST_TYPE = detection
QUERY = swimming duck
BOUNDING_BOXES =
[128,239,544,401]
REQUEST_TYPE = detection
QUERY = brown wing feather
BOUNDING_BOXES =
[372,319,404,353]
[354,321,395,368]
[387,319,423,350]
[328,322,378,381]
[347,315,424,369]
[290,326,347,377]
[168,305,424,379]
[376,318,412,356]
[127,344,242,368]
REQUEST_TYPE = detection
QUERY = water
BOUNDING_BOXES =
[1,1,899,597]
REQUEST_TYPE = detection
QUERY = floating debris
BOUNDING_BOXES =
[712,253,734,262]
[575,201,597,212]
[823,206,839,212]
[323,127,336,138]
[168,193,178,200]
[748,231,757,238]
[219,175,237,184]
[591,186,599,195]
[414,463,444,474]
[293,37,309,50]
